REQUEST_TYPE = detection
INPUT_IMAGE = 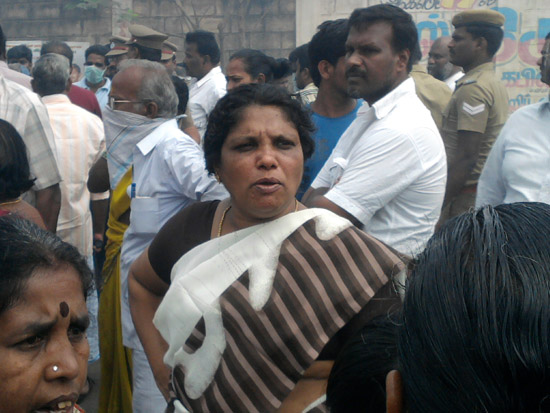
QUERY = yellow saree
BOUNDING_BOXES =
[98,168,133,413]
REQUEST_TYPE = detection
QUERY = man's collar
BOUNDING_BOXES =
[136,118,175,155]
[41,94,71,104]
[370,77,415,119]
[194,66,222,89]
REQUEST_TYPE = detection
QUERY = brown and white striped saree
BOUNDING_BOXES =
[154,209,405,412]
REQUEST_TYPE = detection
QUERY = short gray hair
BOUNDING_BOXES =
[118,59,177,118]
[32,53,70,96]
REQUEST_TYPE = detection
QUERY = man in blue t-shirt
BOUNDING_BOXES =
[298,18,362,198]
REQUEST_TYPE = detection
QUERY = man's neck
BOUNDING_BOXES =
[463,56,492,74]
[196,64,216,81]
[311,85,356,118]
[86,78,106,92]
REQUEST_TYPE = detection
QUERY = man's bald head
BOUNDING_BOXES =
[428,36,460,81]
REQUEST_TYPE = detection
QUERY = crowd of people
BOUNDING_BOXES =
[0,3,549,413]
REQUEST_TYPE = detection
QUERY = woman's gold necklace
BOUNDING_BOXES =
[0,198,21,207]
[217,199,299,237]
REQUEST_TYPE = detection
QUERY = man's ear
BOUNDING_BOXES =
[386,370,405,413]
[65,78,72,94]
[145,101,159,119]
[397,49,410,72]
[476,36,488,55]
[318,60,333,81]
[256,72,266,84]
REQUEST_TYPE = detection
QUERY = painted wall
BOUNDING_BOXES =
[296,0,550,112]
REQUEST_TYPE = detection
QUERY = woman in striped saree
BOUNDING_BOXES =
[129,84,405,412]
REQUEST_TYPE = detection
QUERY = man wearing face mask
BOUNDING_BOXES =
[75,44,111,109]
[476,32,550,206]
[89,59,227,413]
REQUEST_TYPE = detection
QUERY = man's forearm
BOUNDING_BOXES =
[35,183,61,232]
[91,198,109,236]
[444,157,477,206]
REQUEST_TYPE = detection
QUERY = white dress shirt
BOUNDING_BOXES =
[445,71,464,91]
[42,94,107,256]
[0,60,32,89]
[188,66,226,139]
[476,98,550,206]
[119,119,228,349]
[312,78,447,255]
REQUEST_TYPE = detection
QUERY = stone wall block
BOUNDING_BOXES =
[245,15,266,33]
[281,30,295,49]
[164,16,185,36]
[265,15,294,32]
[279,0,296,14]
[132,0,151,15]
[4,3,29,19]
[248,31,281,50]
[151,0,178,17]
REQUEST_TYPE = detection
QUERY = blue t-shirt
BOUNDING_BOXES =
[298,100,363,199]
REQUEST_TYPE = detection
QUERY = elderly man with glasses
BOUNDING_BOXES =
[74,44,111,109]
[89,59,227,413]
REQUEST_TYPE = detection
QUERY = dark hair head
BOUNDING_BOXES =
[546,31,550,41]
[0,216,93,315]
[85,44,109,60]
[399,202,550,412]
[463,24,504,57]
[185,30,220,65]
[308,19,349,87]
[0,24,5,58]
[204,83,315,174]
[171,75,189,115]
[327,314,399,413]
[130,43,162,62]
[229,49,277,83]
[41,40,74,66]
[7,44,32,63]
[410,42,422,65]
[349,4,418,72]
[272,58,293,80]
[0,119,35,202]
[291,43,311,72]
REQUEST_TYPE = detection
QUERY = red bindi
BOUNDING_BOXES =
[59,301,69,318]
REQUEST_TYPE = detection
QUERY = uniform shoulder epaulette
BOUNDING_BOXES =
[456,79,477,90]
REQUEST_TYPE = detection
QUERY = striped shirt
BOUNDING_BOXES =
[0,73,61,199]
[42,94,107,256]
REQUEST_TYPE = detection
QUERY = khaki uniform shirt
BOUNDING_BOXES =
[410,64,452,131]
[442,62,509,186]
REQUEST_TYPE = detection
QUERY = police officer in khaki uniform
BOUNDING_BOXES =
[409,45,452,132]
[126,24,168,62]
[160,40,178,75]
[440,9,509,221]
[105,35,129,79]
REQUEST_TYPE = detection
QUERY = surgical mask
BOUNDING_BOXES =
[84,65,105,84]
[20,66,30,76]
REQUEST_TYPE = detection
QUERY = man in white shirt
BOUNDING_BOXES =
[32,52,107,365]
[111,59,227,413]
[476,32,550,206]
[427,36,464,91]
[303,4,447,255]
[184,30,226,139]
[0,25,32,89]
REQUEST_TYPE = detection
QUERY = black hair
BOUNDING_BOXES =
[229,49,277,83]
[0,24,5,58]
[546,31,550,41]
[327,314,399,413]
[84,44,109,60]
[41,40,74,66]
[399,202,550,412]
[463,24,504,57]
[7,44,32,63]
[0,216,93,314]
[272,58,293,80]
[171,75,189,115]
[410,42,422,65]
[308,19,349,87]
[204,83,315,174]
[130,43,162,62]
[291,44,311,72]
[185,30,220,65]
[0,119,35,202]
[349,4,418,72]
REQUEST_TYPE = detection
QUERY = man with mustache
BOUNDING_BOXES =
[303,4,446,256]
[439,10,508,222]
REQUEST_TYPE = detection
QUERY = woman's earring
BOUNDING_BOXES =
[215,171,221,183]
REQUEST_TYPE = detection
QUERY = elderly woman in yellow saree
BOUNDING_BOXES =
[128,85,405,412]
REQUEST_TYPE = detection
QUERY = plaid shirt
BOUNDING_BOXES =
[0,74,61,198]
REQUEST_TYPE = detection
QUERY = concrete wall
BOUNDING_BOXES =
[296,0,550,112]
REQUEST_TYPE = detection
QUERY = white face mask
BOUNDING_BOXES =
[103,105,166,189]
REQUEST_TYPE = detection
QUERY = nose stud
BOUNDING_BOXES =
[52,365,59,372]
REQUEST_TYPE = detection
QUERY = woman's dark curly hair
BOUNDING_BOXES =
[204,83,315,174]
[0,119,35,202]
